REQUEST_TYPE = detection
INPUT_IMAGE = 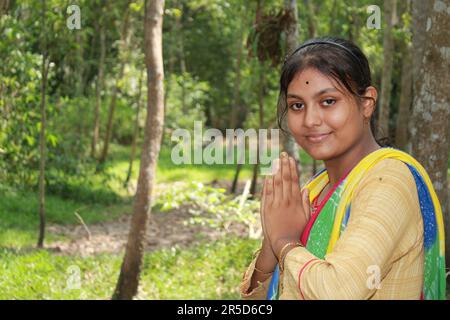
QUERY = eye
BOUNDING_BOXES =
[289,102,304,111]
[322,99,336,106]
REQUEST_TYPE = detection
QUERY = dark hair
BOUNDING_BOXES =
[277,36,389,146]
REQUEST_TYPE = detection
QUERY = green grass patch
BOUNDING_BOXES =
[0,237,259,299]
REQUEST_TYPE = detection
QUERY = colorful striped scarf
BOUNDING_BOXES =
[267,147,446,300]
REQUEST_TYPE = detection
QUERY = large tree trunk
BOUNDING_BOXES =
[37,0,49,248]
[112,0,165,300]
[377,0,397,140]
[281,0,302,181]
[411,0,450,277]
[98,2,131,166]
[91,20,106,158]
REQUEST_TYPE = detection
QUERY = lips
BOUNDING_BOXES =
[305,132,332,143]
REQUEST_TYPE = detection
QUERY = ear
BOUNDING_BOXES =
[361,86,377,118]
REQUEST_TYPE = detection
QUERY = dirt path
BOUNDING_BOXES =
[48,204,248,257]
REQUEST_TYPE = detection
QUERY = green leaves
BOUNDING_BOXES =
[154,181,260,238]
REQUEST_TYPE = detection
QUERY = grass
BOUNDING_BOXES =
[0,237,259,299]
[0,188,131,248]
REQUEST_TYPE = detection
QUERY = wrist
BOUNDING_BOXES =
[274,238,304,273]
[273,237,298,257]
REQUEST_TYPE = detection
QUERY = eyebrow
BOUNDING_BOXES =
[287,87,338,100]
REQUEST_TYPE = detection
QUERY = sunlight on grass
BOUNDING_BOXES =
[106,143,314,186]
[0,237,259,300]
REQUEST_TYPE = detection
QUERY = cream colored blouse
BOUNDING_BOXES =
[240,158,424,300]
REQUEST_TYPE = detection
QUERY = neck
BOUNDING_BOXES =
[324,132,381,187]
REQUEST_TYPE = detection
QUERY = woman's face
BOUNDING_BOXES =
[286,68,371,161]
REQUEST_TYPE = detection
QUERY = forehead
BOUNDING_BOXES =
[288,68,336,92]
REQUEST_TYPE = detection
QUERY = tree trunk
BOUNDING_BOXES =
[250,63,266,197]
[304,0,317,38]
[98,2,131,166]
[411,0,450,277]
[37,0,49,248]
[378,0,397,140]
[228,12,245,129]
[329,0,338,35]
[282,0,302,181]
[0,0,10,15]
[229,8,246,193]
[91,21,106,158]
[230,163,242,194]
[112,0,165,300]
[175,1,187,111]
[395,6,412,150]
[124,70,145,188]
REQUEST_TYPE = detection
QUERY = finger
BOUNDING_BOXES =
[260,177,266,212]
[273,158,282,206]
[260,176,266,203]
[265,175,274,207]
[289,156,300,196]
[260,178,267,237]
[281,152,291,202]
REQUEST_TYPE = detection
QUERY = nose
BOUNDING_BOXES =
[303,104,322,128]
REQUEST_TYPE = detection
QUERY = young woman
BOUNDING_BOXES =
[240,37,446,300]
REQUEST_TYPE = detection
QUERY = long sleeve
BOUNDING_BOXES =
[240,249,273,300]
[281,159,423,300]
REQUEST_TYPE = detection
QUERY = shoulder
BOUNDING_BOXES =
[350,158,422,226]
[354,158,417,199]
[347,158,423,258]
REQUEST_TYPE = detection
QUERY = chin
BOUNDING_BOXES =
[300,142,337,161]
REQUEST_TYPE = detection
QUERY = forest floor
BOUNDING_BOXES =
[47,181,250,257]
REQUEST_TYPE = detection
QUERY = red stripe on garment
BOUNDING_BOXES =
[300,168,351,246]
[298,258,320,300]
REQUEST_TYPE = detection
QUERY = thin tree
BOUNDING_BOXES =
[411,0,450,278]
[91,6,106,158]
[37,0,50,248]
[174,0,187,112]
[113,0,165,299]
[124,70,145,188]
[98,0,131,167]
[377,0,397,139]
[249,62,266,197]
[230,7,247,194]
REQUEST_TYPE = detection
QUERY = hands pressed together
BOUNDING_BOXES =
[260,151,311,264]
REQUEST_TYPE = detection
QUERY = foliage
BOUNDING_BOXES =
[155,181,261,238]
